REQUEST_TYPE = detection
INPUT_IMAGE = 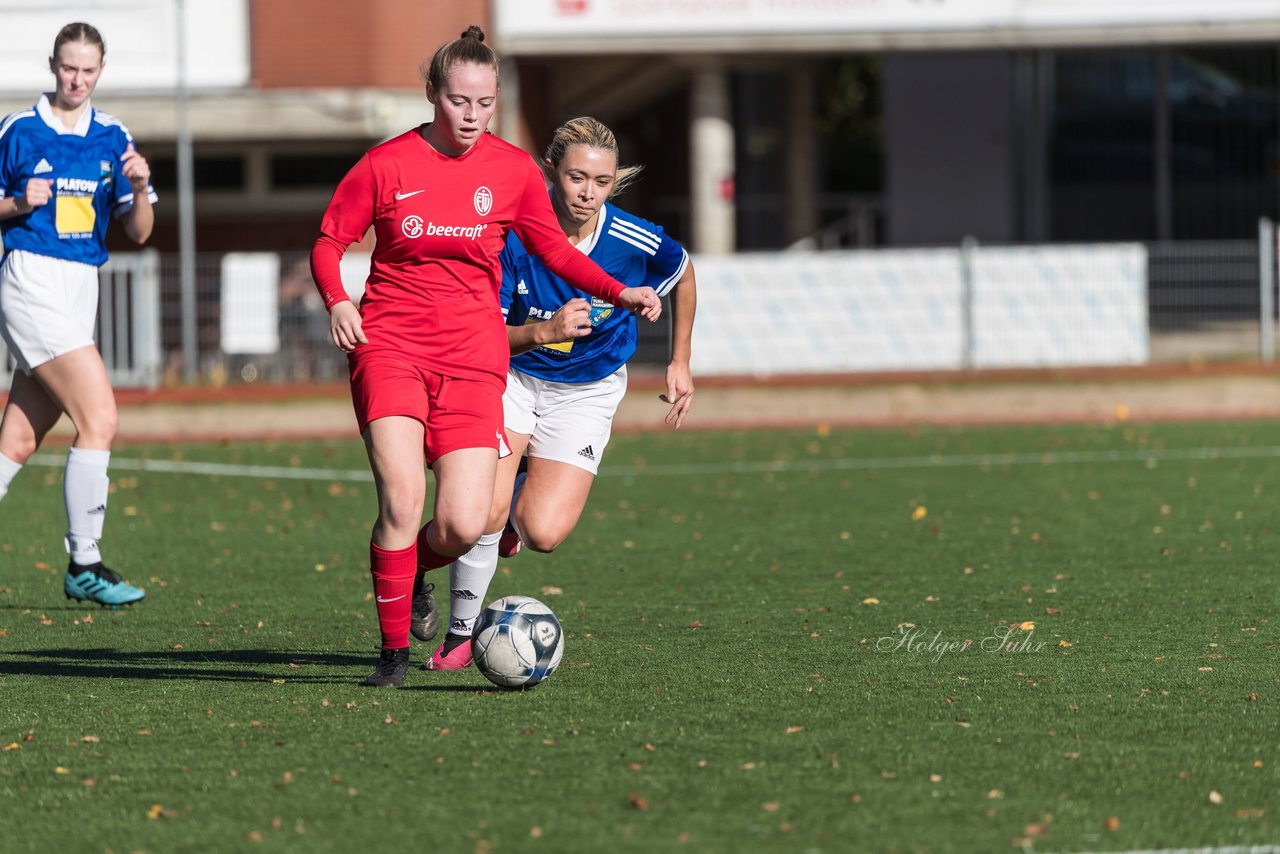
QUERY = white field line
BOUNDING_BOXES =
[24,444,1280,484]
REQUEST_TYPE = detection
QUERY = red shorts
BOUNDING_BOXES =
[349,351,509,465]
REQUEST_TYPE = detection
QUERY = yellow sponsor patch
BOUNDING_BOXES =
[525,317,574,353]
[56,195,96,235]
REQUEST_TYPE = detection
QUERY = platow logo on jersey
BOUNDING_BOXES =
[474,186,492,216]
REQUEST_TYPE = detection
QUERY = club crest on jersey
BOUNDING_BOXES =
[99,160,114,189]
[474,186,492,216]
[589,297,613,325]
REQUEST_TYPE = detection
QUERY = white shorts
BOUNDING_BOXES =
[502,365,627,475]
[0,249,99,374]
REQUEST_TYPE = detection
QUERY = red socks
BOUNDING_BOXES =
[370,541,416,649]
[416,520,455,570]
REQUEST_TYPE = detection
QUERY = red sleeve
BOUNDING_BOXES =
[310,155,376,309]
[511,163,626,304]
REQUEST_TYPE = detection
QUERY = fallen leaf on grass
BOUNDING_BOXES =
[1237,808,1265,819]
[147,804,164,819]
[1018,621,1035,631]
[911,506,928,521]
[540,586,563,596]
[627,792,651,811]
[762,802,780,812]
[785,726,804,734]
[1104,816,1120,831]
[862,597,880,605]
[2,743,19,752]
[54,767,70,774]
[1209,791,1224,804]
[80,736,99,743]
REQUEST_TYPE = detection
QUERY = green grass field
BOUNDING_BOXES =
[1,421,1277,853]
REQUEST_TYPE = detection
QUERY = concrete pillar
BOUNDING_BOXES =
[690,64,736,253]
[786,63,818,246]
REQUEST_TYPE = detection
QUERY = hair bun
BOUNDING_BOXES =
[461,25,486,42]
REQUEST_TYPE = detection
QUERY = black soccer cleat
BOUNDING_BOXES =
[410,577,439,642]
[361,647,411,688]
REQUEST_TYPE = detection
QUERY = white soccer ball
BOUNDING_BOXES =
[471,595,565,688]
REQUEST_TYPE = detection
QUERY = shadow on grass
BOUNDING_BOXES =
[0,647,389,684]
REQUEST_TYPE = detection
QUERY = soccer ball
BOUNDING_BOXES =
[471,595,565,688]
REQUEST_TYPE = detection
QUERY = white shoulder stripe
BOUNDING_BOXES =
[0,110,36,142]
[608,229,659,256]
[610,218,661,248]
[654,251,688,298]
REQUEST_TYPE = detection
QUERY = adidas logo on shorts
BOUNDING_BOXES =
[577,445,595,461]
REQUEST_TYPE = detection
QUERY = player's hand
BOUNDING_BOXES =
[17,177,52,211]
[329,300,367,351]
[540,298,592,345]
[120,143,151,193]
[661,360,694,429]
[618,286,661,322]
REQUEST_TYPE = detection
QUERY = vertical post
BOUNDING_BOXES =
[690,62,736,253]
[960,236,978,370]
[1154,50,1173,242]
[176,0,198,382]
[1261,217,1276,364]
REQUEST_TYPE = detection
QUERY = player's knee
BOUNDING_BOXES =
[433,515,485,554]
[1,434,39,464]
[379,489,426,536]
[522,525,570,554]
[77,406,119,447]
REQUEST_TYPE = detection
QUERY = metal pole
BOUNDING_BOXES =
[1261,217,1276,364]
[960,235,977,370]
[176,0,198,382]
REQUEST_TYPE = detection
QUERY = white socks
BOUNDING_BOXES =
[64,447,110,566]
[447,531,502,637]
[0,452,20,502]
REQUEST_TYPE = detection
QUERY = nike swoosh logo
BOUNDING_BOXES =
[395,190,425,200]
[375,595,406,603]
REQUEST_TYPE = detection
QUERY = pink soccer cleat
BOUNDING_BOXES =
[424,639,474,671]
[498,520,523,558]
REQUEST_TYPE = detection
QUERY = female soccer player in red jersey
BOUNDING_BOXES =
[309,26,661,687]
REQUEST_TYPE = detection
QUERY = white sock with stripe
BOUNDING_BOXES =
[447,531,502,637]
[65,448,111,567]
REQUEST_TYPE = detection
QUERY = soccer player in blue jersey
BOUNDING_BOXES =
[418,116,696,669]
[0,23,157,607]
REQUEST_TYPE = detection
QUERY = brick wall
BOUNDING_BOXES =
[252,0,492,89]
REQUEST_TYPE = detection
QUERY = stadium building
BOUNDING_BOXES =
[3,0,1278,253]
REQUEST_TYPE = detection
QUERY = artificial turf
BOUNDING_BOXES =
[1,420,1277,852]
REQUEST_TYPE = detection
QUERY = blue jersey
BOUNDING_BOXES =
[0,95,157,267]
[500,202,687,383]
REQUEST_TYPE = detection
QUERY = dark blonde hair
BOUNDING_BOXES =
[543,116,643,198]
[421,25,499,91]
[50,22,105,67]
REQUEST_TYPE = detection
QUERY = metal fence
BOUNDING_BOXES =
[2,232,1276,390]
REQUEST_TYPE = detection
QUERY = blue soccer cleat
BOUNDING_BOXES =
[64,562,146,608]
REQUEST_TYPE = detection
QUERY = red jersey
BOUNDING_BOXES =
[311,128,626,389]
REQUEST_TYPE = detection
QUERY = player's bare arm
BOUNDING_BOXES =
[0,178,53,220]
[328,299,367,351]
[508,298,592,356]
[618,285,662,322]
[120,144,154,243]
[661,261,698,429]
